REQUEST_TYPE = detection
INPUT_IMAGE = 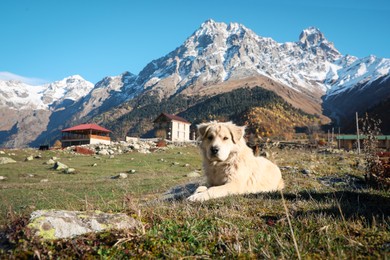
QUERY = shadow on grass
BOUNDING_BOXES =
[248,190,390,223]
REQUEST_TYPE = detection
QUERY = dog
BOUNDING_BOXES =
[187,121,284,202]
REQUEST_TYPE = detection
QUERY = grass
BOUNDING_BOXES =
[0,146,389,258]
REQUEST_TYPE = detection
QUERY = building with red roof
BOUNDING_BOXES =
[61,123,111,147]
[153,113,192,141]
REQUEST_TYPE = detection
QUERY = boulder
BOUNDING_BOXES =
[0,157,16,164]
[28,210,140,240]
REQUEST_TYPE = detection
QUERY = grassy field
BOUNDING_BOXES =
[0,145,389,258]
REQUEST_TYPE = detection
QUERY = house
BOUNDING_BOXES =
[61,123,111,148]
[153,113,191,141]
[337,135,390,150]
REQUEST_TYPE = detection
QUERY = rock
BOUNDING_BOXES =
[183,163,190,167]
[112,173,128,179]
[28,210,140,240]
[25,156,34,161]
[0,151,5,154]
[301,169,311,175]
[172,162,180,166]
[98,149,109,156]
[35,154,42,159]
[0,157,16,164]
[53,161,68,171]
[260,151,270,158]
[51,157,58,161]
[45,159,56,165]
[0,176,7,181]
[92,163,98,167]
[186,171,201,178]
[63,168,76,174]
[128,169,136,174]
[40,179,49,183]
[162,182,203,201]
[109,155,115,159]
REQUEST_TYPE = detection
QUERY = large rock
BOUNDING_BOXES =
[28,210,140,240]
[0,157,16,164]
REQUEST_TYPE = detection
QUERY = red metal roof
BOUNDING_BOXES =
[61,123,111,133]
[154,113,191,124]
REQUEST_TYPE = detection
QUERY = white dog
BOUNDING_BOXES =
[187,121,284,202]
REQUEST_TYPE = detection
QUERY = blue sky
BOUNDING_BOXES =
[1,0,389,85]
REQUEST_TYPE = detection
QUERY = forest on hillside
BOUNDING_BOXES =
[106,86,319,140]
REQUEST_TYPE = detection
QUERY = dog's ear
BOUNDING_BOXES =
[230,124,245,144]
[197,122,212,139]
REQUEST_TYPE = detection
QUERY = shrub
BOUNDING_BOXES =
[360,114,389,189]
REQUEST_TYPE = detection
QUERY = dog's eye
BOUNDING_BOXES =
[207,136,213,141]
[223,137,229,140]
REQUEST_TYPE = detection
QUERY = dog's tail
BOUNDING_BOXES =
[277,178,285,190]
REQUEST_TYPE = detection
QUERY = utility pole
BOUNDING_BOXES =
[356,112,361,154]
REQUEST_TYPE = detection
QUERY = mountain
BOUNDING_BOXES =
[0,76,94,147]
[1,20,389,147]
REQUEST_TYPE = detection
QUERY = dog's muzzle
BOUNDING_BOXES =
[210,146,219,156]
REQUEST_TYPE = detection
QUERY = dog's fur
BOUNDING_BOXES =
[187,121,284,202]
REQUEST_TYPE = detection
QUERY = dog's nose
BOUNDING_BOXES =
[210,146,219,155]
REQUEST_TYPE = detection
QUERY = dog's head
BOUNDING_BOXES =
[197,121,245,162]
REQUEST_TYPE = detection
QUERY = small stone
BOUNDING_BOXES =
[112,173,128,179]
[301,169,311,175]
[0,176,7,181]
[183,163,190,167]
[25,156,34,161]
[186,171,201,178]
[40,179,49,183]
[92,163,98,167]
[128,169,136,174]
[45,159,56,165]
[63,168,76,174]
[53,161,68,171]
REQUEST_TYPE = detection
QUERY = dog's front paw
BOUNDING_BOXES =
[194,186,208,194]
[187,191,210,202]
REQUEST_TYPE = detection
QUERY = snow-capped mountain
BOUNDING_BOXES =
[132,19,389,99]
[1,19,389,147]
[0,75,94,110]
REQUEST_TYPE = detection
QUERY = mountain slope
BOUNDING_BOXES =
[1,19,389,147]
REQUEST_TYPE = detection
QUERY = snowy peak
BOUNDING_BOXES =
[299,27,325,47]
[0,75,94,110]
[298,27,341,59]
[41,75,94,105]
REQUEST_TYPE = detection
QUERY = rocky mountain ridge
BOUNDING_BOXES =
[1,20,389,147]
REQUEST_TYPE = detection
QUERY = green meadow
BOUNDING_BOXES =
[0,146,389,259]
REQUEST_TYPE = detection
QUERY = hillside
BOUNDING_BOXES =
[103,86,317,140]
